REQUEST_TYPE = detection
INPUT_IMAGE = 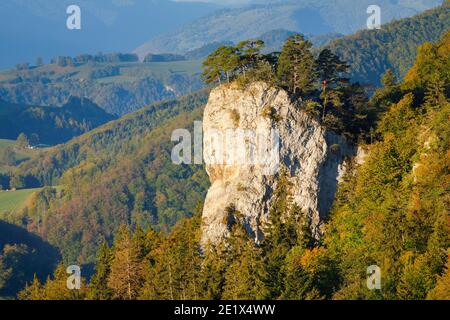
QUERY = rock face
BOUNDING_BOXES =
[201,82,355,245]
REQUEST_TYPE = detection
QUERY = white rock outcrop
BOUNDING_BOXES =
[201,82,355,244]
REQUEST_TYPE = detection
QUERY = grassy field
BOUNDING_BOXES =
[0,139,32,160]
[0,188,41,213]
[0,139,35,173]
[0,60,202,84]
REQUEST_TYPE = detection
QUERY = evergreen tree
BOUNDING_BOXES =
[316,49,349,120]
[202,46,239,84]
[427,259,450,300]
[107,225,145,300]
[317,49,349,89]
[222,224,269,300]
[424,72,446,108]
[199,242,227,300]
[262,170,314,298]
[381,69,397,89]
[87,242,112,300]
[16,133,29,149]
[277,35,316,95]
[19,264,86,300]
[17,275,42,300]
[236,40,265,78]
[140,217,202,300]
[0,254,11,291]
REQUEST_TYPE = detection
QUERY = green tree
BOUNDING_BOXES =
[381,69,397,89]
[262,170,314,298]
[198,242,227,300]
[236,40,265,77]
[202,45,239,84]
[424,72,446,108]
[277,35,316,96]
[0,252,12,292]
[316,48,349,120]
[222,224,269,300]
[140,217,202,300]
[16,133,29,149]
[18,275,42,300]
[19,264,86,300]
[87,242,112,300]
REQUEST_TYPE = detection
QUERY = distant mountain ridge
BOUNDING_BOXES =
[0,0,219,69]
[135,0,442,57]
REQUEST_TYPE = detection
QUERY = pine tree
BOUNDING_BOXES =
[202,46,239,84]
[424,72,446,108]
[381,69,397,89]
[316,49,349,120]
[87,242,112,300]
[107,225,145,300]
[202,48,224,85]
[21,264,87,300]
[222,224,269,300]
[0,254,11,292]
[317,49,349,89]
[427,259,450,300]
[199,242,227,300]
[16,133,29,149]
[262,170,314,298]
[277,35,317,96]
[140,217,203,300]
[236,40,265,77]
[17,275,42,300]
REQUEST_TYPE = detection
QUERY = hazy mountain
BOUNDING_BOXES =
[0,0,218,69]
[134,0,442,57]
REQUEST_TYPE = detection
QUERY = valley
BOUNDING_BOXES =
[0,0,448,303]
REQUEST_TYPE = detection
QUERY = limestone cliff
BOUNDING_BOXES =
[201,82,355,245]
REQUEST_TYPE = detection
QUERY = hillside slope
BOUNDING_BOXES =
[18,30,450,302]
[324,31,449,299]
[6,92,210,263]
[135,0,441,57]
[0,97,116,145]
[0,58,203,116]
[325,2,450,85]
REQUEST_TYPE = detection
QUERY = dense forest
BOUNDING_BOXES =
[0,221,59,298]
[1,3,448,300]
[325,2,450,85]
[11,26,450,300]
[0,97,116,145]
[0,57,203,116]
[1,91,210,266]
